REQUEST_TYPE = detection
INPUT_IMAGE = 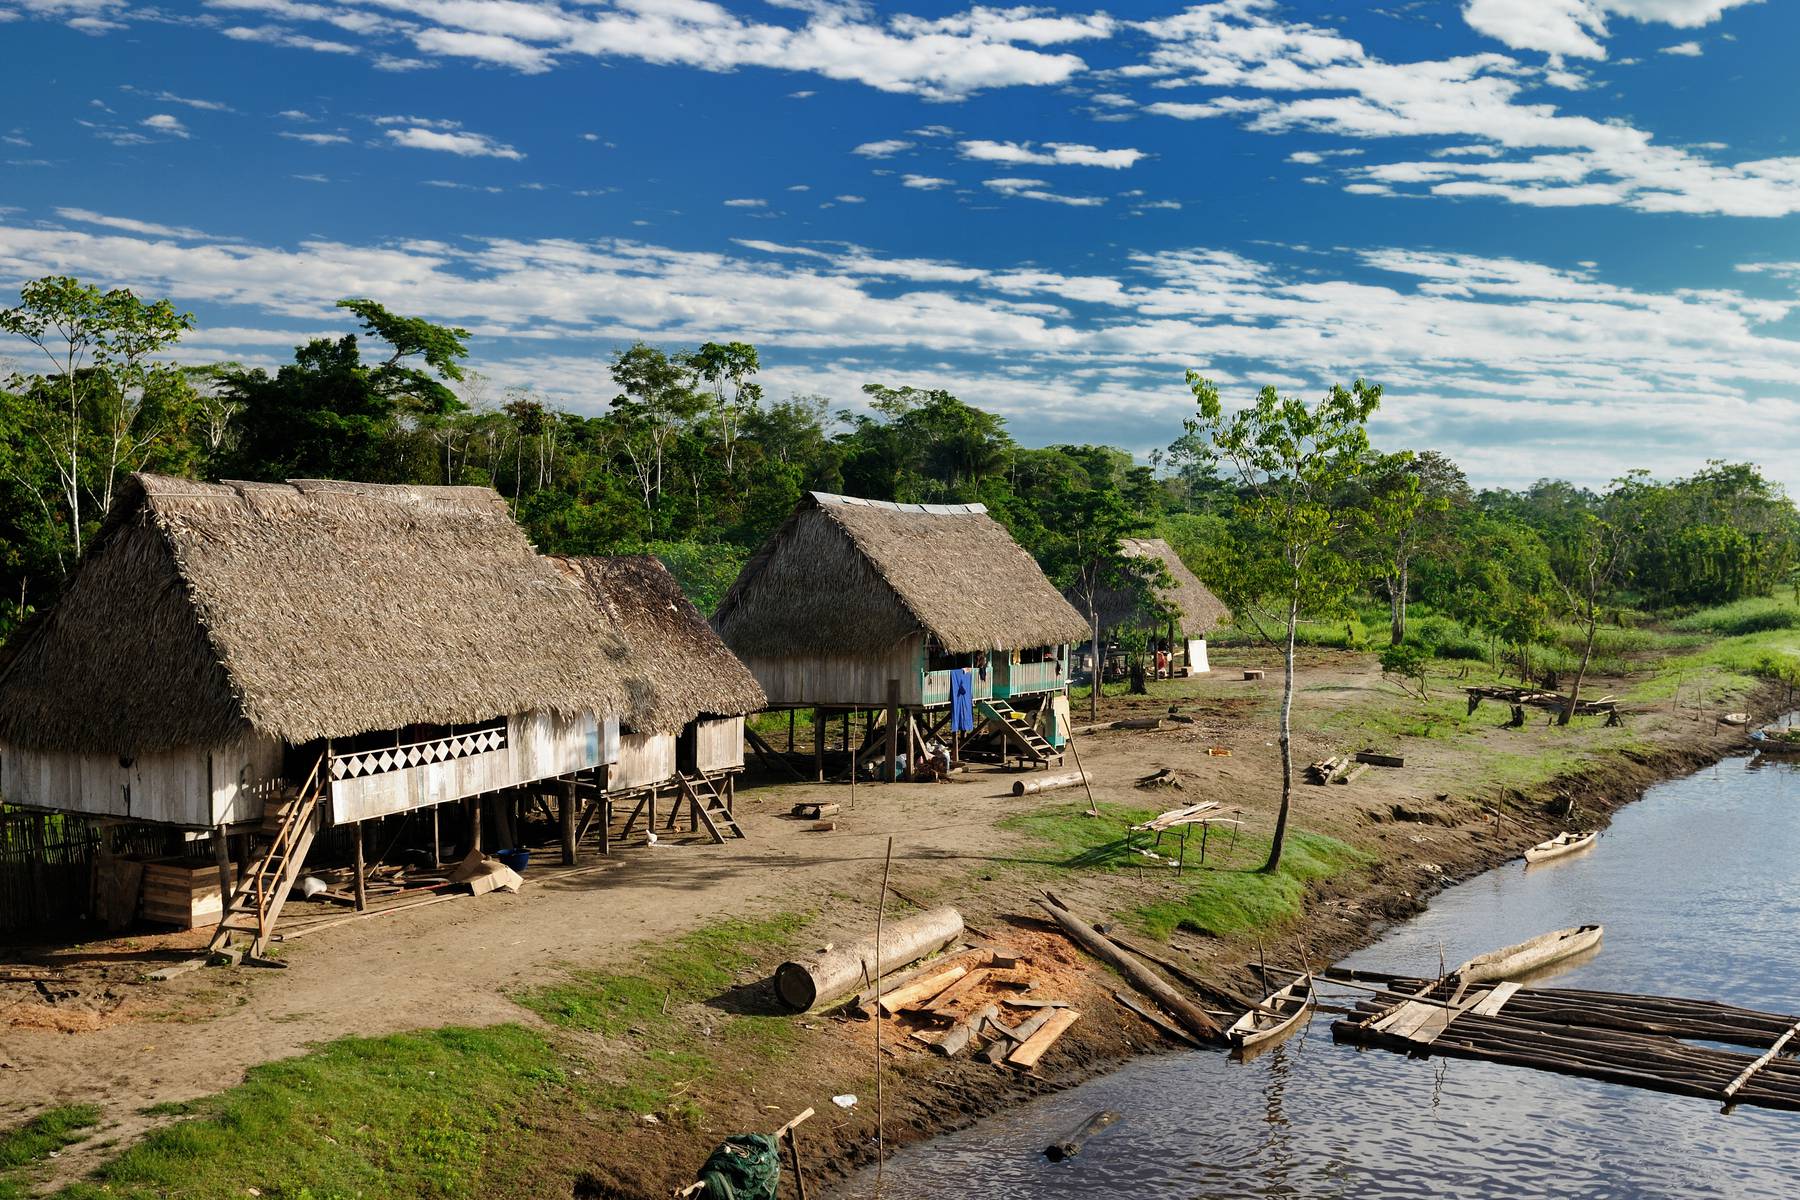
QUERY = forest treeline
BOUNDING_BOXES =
[4,278,1798,675]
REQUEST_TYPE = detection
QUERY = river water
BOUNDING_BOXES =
[846,749,1800,1199]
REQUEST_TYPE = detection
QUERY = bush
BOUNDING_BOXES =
[1669,597,1800,637]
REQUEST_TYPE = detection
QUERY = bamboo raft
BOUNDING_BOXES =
[1329,967,1800,1112]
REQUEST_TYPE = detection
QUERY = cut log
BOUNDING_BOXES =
[1037,897,1221,1042]
[1044,1110,1119,1162]
[791,802,842,819]
[836,946,977,1015]
[934,1003,1001,1058]
[1334,762,1371,785]
[1243,669,1265,681]
[1355,751,1405,768]
[1012,771,1088,797]
[880,965,969,1015]
[1109,718,1164,731]
[773,906,965,1011]
[1008,1008,1081,1069]
[1112,990,1204,1049]
[920,967,993,1014]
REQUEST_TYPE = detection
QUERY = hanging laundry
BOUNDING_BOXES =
[950,668,975,733]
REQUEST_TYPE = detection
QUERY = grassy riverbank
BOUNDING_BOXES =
[1,620,1789,1199]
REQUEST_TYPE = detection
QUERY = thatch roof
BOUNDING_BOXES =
[1084,537,1229,638]
[713,492,1088,657]
[0,474,641,755]
[549,555,765,732]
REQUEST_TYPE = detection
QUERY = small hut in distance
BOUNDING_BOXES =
[1085,537,1228,677]
[713,491,1089,779]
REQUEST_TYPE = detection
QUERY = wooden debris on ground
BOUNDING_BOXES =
[1306,756,1349,785]
[1134,768,1184,790]
[1355,750,1405,768]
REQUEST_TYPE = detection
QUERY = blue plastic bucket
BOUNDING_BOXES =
[495,848,530,874]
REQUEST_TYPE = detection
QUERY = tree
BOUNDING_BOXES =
[1362,449,1464,645]
[1552,512,1631,725]
[1038,482,1156,722]
[1184,374,1382,873]
[0,275,192,561]
[683,341,761,476]
[609,344,706,530]
[220,303,469,482]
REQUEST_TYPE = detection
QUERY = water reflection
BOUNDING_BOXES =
[846,752,1800,1199]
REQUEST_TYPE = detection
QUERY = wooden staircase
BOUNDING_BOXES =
[675,771,744,843]
[978,701,1058,765]
[208,754,325,958]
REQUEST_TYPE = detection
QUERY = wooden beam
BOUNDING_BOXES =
[813,707,825,782]
[558,779,577,866]
[352,821,367,913]
[885,680,900,783]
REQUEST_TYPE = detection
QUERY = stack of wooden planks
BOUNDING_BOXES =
[1330,968,1800,1112]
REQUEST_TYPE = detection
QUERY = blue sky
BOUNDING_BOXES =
[3,0,1800,490]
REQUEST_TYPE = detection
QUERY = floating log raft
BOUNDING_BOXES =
[1331,974,1800,1113]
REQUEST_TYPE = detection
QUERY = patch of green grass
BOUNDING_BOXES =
[0,1105,101,1173]
[56,1026,566,1200]
[515,912,806,1036]
[1669,595,1800,636]
[1001,803,1370,939]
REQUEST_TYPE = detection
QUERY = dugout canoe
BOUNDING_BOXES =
[1524,830,1598,864]
[1749,729,1800,754]
[1454,924,1603,985]
[1227,973,1313,1054]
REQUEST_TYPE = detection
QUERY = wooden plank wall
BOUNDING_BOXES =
[693,717,745,773]
[0,733,284,827]
[744,635,925,708]
[611,731,676,791]
[0,808,175,934]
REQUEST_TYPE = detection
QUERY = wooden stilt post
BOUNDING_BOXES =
[352,821,368,912]
[885,679,900,783]
[813,707,825,782]
[470,795,483,854]
[212,825,233,925]
[787,708,796,753]
[559,779,577,866]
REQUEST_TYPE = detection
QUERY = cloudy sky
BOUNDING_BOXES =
[3,0,1799,489]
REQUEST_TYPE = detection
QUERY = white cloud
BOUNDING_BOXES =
[723,197,767,207]
[959,139,1145,168]
[1133,3,1800,217]
[1659,39,1704,54]
[220,24,357,53]
[122,86,233,112]
[983,177,1106,206]
[141,113,190,138]
[279,131,349,144]
[901,174,953,189]
[1462,0,1757,58]
[277,109,313,120]
[385,126,524,160]
[53,207,219,240]
[853,139,913,158]
[6,209,1800,489]
[835,194,866,203]
[411,27,553,72]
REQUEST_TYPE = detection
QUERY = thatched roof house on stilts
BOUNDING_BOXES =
[1083,537,1228,678]
[549,555,765,844]
[712,492,1088,781]
[0,474,644,952]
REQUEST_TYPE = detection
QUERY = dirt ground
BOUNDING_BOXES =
[0,645,1768,1196]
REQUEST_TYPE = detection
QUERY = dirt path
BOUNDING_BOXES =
[0,647,1763,1193]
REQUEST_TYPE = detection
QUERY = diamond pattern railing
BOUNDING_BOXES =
[329,725,507,780]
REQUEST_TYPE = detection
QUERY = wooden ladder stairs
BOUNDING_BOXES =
[978,701,1056,765]
[675,771,744,844]
[208,754,325,959]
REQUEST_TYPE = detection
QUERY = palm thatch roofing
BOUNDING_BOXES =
[549,555,765,733]
[1083,537,1229,638]
[0,474,641,755]
[712,491,1088,658]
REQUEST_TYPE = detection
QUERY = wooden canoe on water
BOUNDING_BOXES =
[1227,973,1313,1052]
[1453,924,1603,985]
[1524,830,1597,863]
[1749,729,1800,754]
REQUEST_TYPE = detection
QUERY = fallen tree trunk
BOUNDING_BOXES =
[1037,896,1221,1042]
[1013,771,1088,797]
[773,906,964,1012]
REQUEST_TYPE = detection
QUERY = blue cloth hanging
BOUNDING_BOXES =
[949,668,975,733]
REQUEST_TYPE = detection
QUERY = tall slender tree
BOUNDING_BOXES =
[1185,373,1382,873]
